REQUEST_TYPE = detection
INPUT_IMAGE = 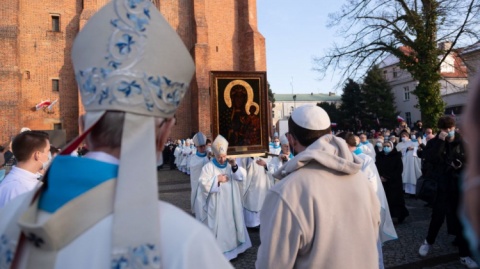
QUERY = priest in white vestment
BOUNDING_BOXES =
[269,136,282,155]
[268,134,293,176]
[359,133,376,159]
[0,1,233,268]
[173,139,182,169]
[341,133,397,269]
[199,135,252,260]
[396,131,422,194]
[238,156,275,227]
[189,132,210,219]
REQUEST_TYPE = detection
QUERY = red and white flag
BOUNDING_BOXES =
[47,99,58,110]
[397,115,405,122]
[35,100,52,110]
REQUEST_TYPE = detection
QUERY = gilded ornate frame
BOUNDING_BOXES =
[210,71,269,156]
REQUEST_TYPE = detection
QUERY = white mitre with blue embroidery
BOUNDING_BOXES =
[212,135,229,156]
[192,132,207,147]
[70,0,195,268]
[73,0,194,121]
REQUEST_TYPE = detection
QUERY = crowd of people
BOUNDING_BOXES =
[1,0,480,268]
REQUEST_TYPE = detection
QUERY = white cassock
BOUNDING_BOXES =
[0,166,42,208]
[359,141,376,159]
[396,140,422,194]
[269,145,281,156]
[238,157,275,227]
[185,146,196,174]
[268,152,293,176]
[174,145,183,167]
[189,152,209,218]
[357,153,397,243]
[180,146,193,168]
[199,160,252,260]
[357,153,397,269]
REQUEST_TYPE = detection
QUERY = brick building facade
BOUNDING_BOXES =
[0,0,266,145]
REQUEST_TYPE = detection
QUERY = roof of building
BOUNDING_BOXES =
[379,45,467,79]
[461,41,480,55]
[273,93,341,102]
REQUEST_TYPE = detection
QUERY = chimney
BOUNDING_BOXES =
[311,92,313,95]
[329,92,335,96]
[439,41,452,51]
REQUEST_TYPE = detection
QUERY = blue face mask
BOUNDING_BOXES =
[383,147,392,154]
[448,130,455,137]
[460,207,480,263]
[376,142,382,148]
[361,141,369,145]
[353,147,362,155]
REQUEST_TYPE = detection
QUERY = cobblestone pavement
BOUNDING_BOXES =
[157,168,470,269]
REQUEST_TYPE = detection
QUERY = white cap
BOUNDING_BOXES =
[192,132,207,147]
[280,134,289,145]
[212,135,228,156]
[291,105,331,130]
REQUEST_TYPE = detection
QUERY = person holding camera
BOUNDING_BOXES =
[418,116,478,268]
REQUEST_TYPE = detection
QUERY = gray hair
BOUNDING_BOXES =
[87,111,125,149]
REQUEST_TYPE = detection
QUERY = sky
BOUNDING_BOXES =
[256,0,346,95]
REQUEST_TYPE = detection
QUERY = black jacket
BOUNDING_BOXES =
[422,132,465,192]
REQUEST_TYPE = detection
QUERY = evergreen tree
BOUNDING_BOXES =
[317,102,340,128]
[361,65,397,129]
[339,79,364,131]
[267,82,275,108]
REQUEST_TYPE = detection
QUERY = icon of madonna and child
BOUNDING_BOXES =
[218,80,262,147]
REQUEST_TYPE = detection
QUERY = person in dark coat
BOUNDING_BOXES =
[417,116,478,268]
[376,141,409,224]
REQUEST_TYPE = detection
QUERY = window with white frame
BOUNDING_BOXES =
[404,86,410,101]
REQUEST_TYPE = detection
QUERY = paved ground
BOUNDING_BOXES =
[157,167,468,269]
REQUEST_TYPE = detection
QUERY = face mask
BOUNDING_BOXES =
[376,142,382,148]
[448,130,455,137]
[353,147,362,155]
[206,146,212,153]
[274,142,280,147]
[411,135,416,139]
[401,137,407,142]
[42,152,52,171]
[383,147,392,153]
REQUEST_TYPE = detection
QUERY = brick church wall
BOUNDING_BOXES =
[0,0,266,144]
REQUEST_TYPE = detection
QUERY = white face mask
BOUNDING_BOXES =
[42,151,52,171]
[274,142,280,147]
